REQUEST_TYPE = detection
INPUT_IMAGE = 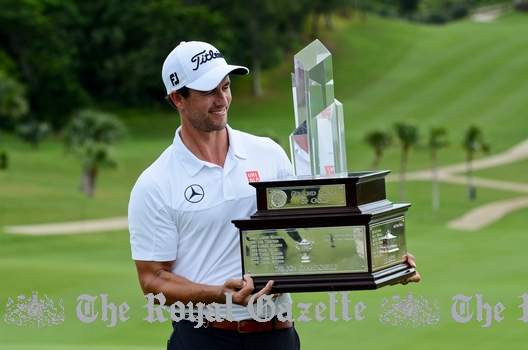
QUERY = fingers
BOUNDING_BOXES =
[237,275,255,297]
[403,253,417,268]
[405,252,415,261]
[252,280,274,301]
[231,275,275,306]
[407,271,422,283]
[401,271,422,285]
[230,275,255,305]
[224,278,244,290]
[243,274,253,286]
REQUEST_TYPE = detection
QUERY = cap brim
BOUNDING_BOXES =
[186,65,249,91]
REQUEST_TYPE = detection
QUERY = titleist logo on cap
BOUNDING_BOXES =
[191,50,223,71]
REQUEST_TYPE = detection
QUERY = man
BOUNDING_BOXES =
[128,41,299,350]
[128,41,420,350]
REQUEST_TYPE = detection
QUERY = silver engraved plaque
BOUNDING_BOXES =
[370,216,407,271]
[242,226,368,277]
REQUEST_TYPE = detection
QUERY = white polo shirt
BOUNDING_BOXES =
[128,125,292,320]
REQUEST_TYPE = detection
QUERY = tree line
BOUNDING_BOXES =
[1,0,519,132]
[0,0,354,131]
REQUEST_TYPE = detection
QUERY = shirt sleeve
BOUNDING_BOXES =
[128,176,178,261]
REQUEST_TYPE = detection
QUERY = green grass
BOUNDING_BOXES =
[1,10,528,350]
[473,158,528,183]
[0,134,169,226]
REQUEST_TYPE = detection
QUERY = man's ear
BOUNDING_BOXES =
[170,92,184,110]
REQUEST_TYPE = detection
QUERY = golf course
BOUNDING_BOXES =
[1,9,527,350]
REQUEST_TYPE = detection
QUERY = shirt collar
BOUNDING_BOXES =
[226,125,248,160]
[172,124,247,176]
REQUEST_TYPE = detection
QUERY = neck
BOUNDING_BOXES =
[179,123,229,167]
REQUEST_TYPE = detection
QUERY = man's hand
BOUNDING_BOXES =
[222,274,274,306]
[401,253,421,285]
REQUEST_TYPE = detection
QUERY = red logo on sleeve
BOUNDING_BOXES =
[246,170,261,182]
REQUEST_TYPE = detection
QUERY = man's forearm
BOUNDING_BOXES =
[142,270,226,305]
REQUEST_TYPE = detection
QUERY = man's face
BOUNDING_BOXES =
[176,76,232,132]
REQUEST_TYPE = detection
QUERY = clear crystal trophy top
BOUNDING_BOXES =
[290,39,347,176]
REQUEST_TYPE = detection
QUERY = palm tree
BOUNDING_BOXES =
[394,122,419,201]
[463,126,489,201]
[428,127,448,211]
[65,110,125,197]
[364,130,392,169]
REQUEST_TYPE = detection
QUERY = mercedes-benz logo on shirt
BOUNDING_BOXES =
[184,184,204,203]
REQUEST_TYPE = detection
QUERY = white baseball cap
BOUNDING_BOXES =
[162,41,249,95]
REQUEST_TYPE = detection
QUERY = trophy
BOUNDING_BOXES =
[232,40,415,292]
[296,239,314,263]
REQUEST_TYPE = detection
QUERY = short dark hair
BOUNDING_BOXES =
[176,86,190,98]
[165,86,190,109]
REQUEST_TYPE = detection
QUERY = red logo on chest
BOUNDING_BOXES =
[245,170,261,182]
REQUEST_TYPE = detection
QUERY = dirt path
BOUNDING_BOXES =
[4,138,528,235]
[471,4,505,23]
[4,217,128,235]
[448,196,528,231]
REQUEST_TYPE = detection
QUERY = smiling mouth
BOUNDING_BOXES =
[210,109,226,116]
